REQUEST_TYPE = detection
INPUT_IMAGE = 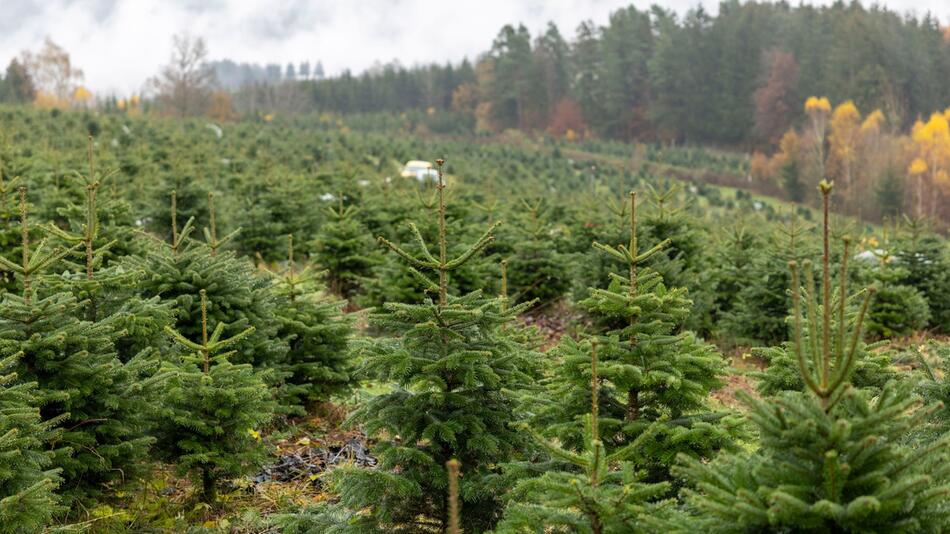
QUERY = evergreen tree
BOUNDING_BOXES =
[638,185,712,333]
[0,354,62,533]
[529,191,739,485]
[859,247,930,339]
[709,221,762,341]
[0,188,162,503]
[156,289,276,503]
[309,197,377,300]
[318,159,540,532]
[268,234,354,411]
[669,182,950,532]
[894,217,950,333]
[131,191,287,372]
[497,342,669,533]
[497,198,571,307]
[722,214,811,346]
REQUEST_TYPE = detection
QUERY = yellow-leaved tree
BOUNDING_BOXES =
[909,112,950,216]
[827,100,862,209]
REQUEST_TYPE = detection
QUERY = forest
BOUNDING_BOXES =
[1,0,950,532]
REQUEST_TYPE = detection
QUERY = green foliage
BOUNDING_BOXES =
[668,183,950,532]
[155,290,275,503]
[269,235,354,409]
[320,162,540,532]
[671,382,950,532]
[495,198,572,306]
[0,354,62,533]
[722,215,812,346]
[498,343,669,533]
[893,218,950,333]
[529,192,739,487]
[309,200,378,299]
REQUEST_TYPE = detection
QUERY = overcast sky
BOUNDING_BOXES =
[2,0,948,96]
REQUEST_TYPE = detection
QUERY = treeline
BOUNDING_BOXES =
[240,1,950,147]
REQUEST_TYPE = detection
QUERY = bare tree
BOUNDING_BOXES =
[20,38,84,101]
[150,33,215,117]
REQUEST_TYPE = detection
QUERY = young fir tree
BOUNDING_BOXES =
[319,159,540,532]
[638,184,713,334]
[156,289,276,504]
[893,216,950,333]
[43,146,173,362]
[721,214,812,346]
[131,191,287,373]
[0,354,62,533]
[858,246,930,339]
[530,192,739,484]
[669,182,950,532]
[497,342,670,533]
[0,188,161,503]
[708,221,762,342]
[496,198,571,307]
[309,196,378,300]
[754,200,895,396]
[268,234,354,411]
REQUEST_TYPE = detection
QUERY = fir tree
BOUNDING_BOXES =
[894,217,950,333]
[131,191,287,372]
[268,234,354,411]
[309,196,377,300]
[497,342,669,533]
[497,198,571,306]
[530,192,739,485]
[859,247,930,339]
[319,159,540,532]
[669,182,950,532]
[709,221,762,342]
[0,354,62,533]
[638,185,713,333]
[0,188,162,503]
[722,214,811,345]
[156,289,276,503]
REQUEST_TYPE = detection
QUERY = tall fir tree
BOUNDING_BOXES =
[529,191,740,485]
[668,182,950,532]
[317,159,540,532]
[155,289,276,503]
[0,188,162,503]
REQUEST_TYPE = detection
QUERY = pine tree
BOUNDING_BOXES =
[268,234,354,411]
[319,159,540,532]
[497,342,669,533]
[156,289,276,503]
[669,182,950,532]
[530,191,740,485]
[0,188,162,503]
[0,354,62,533]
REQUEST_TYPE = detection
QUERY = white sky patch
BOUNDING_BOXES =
[1,0,947,96]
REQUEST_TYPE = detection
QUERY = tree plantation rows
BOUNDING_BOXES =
[2,107,950,532]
